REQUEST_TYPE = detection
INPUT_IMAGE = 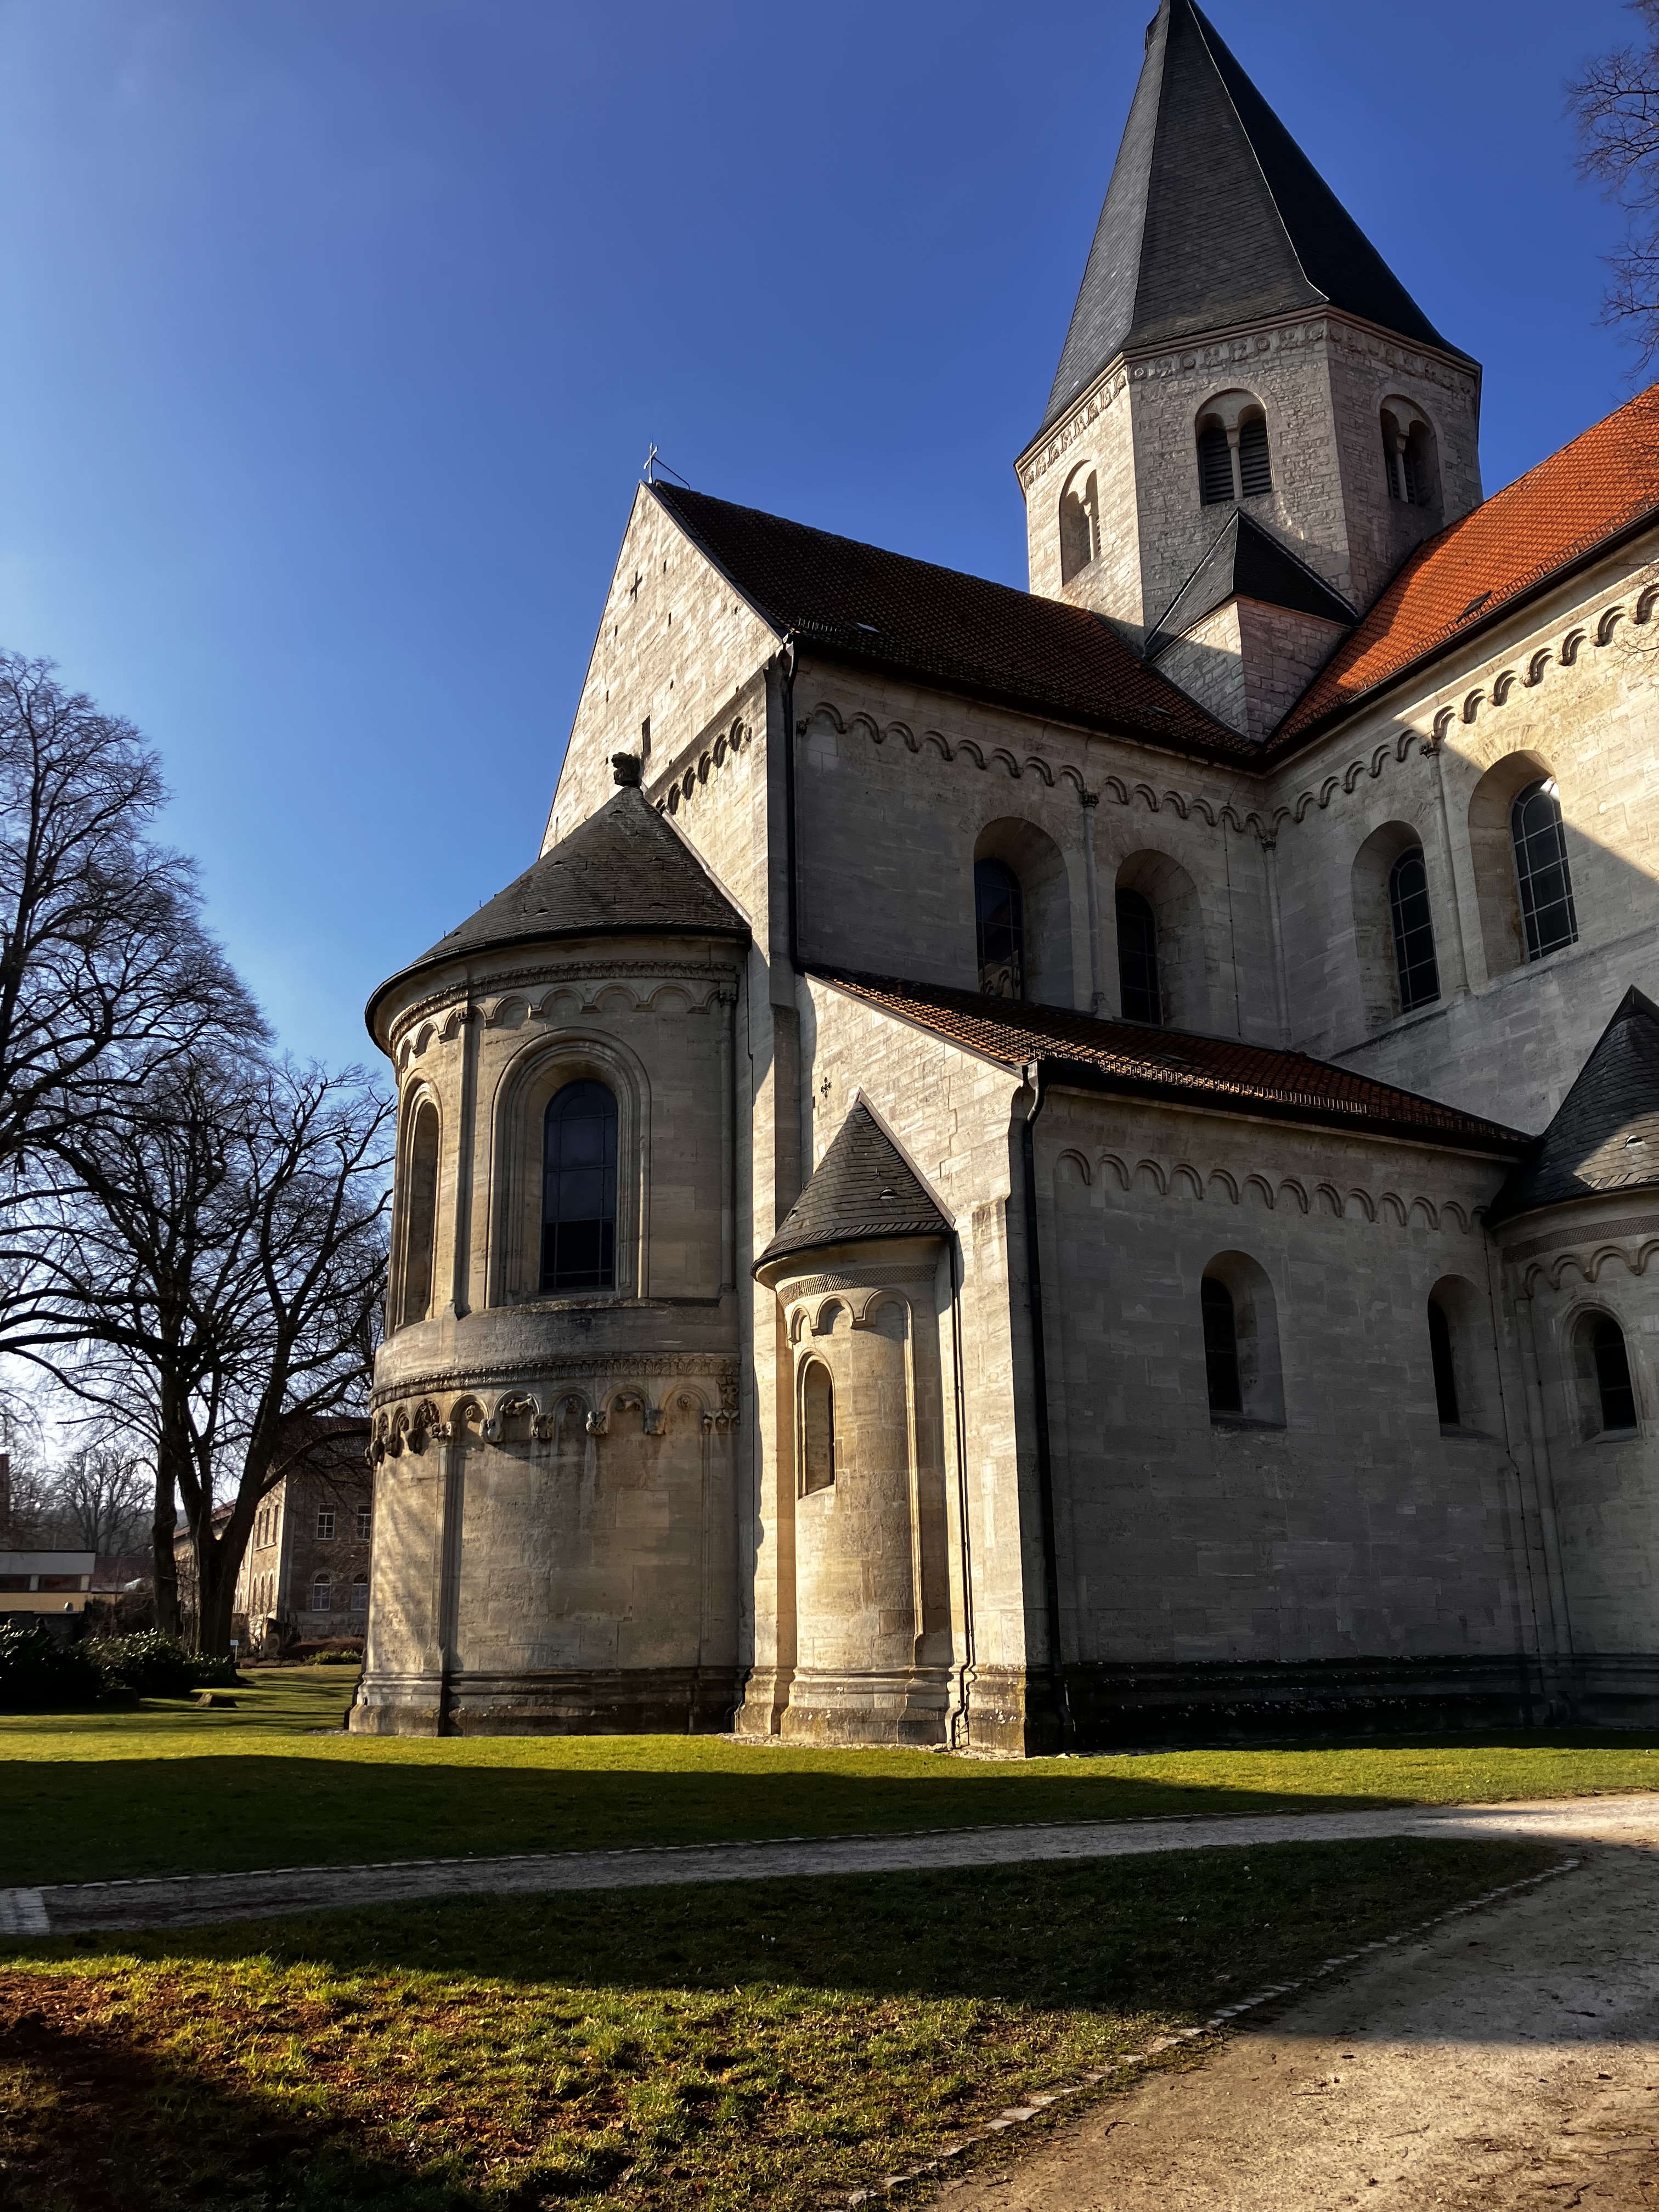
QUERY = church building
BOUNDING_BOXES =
[356,0,1659,1750]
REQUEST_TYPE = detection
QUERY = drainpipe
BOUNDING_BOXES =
[1019,1060,1071,1747]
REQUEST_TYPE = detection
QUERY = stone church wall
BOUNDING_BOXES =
[1271,545,1659,1131]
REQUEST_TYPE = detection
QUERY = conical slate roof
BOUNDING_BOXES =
[755,1103,952,1271]
[366,769,748,1033]
[1041,0,1466,436]
[1488,988,1659,1225]
[1147,509,1355,657]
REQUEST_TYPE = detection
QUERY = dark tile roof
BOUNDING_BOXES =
[650,482,1245,756]
[1147,509,1355,656]
[815,969,1527,1155]
[367,779,748,1031]
[1488,988,1659,1226]
[1276,385,1659,743]
[1041,0,1466,438]
[755,1102,952,1271]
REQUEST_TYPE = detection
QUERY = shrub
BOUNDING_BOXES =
[0,1621,114,1712]
[287,1638,364,1665]
[87,1632,238,1696]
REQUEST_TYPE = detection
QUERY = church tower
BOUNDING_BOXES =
[1017,0,1483,739]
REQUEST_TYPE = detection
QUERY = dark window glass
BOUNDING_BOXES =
[1116,887,1162,1023]
[1201,1276,1243,1415]
[400,1099,440,1328]
[1511,780,1578,960]
[1387,847,1441,1012]
[975,860,1024,999]
[1401,426,1430,505]
[1593,1317,1638,1432]
[1382,422,1402,502]
[541,1080,618,1293]
[802,1360,835,1494]
[1197,422,1233,505]
[1237,414,1272,497]
[1427,1299,1460,1426]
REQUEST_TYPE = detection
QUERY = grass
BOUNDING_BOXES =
[0,1836,1562,2211]
[3,1666,1656,1887]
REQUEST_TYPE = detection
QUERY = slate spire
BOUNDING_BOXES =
[1042,0,1466,434]
[1488,988,1659,1224]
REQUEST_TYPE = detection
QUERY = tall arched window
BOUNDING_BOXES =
[1201,1276,1243,1414]
[1059,466,1100,582]
[1237,411,1272,497]
[541,1080,618,1293]
[1427,1297,1460,1426]
[399,1098,440,1328]
[1387,848,1440,1012]
[1579,1313,1638,1434]
[1511,779,1578,960]
[1116,888,1162,1024]
[801,1359,835,1494]
[975,859,1025,999]
[1197,420,1234,505]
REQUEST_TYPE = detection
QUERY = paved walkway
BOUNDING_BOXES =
[5,1792,1659,1938]
[930,1797,1659,2212]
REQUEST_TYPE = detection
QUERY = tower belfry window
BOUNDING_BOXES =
[1197,422,1234,505]
[1236,414,1272,497]
[1195,395,1271,505]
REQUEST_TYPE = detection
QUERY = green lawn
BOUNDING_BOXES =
[0,1836,1561,2212]
[3,1666,1655,1888]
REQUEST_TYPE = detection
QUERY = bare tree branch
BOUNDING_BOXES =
[1570,2,1659,359]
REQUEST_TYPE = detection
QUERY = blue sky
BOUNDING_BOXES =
[0,0,1639,1070]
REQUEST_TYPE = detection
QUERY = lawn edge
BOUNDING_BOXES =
[845,1851,1582,2205]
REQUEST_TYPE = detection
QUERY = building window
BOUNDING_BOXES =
[1116,888,1162,1023]
[1059,466,1101,582]
[1511,779,1578,960]
[1427,1297,1460,1426]
[309,1577,331,1613]
[315,1509,335,1541]
[1197,420,1234,505]
[541,1080,618,1293]
[351,1574,369,1612]
[1582,1314,1638,1434]
[975,859,1025,1000]
[1381,405,1437,506]
[399,1097,441,1329]
[356,1505,372,1542]
[800,1358,835,1494]
[1237,412,1272,497]
[1201,1276,1243,1415]
[1387,848,1440,1012]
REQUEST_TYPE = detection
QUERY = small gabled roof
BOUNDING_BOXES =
[814,969,1527,1156]
[1487,988,1659,1226]
[1040,0,1466,438]
[650,482,1245,757]
[1147,509,1355,659]
[1276,385,1659,744]
[755,1102,952,1271]
[366,773,748,1037]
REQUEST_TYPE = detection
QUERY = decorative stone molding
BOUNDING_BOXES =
[649,714,753,817]
[390,961,742,1065]
[1074,1148,1479,1233]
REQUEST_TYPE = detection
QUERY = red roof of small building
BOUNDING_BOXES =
[815,970,1527,1153]
[1277,383,1659,742]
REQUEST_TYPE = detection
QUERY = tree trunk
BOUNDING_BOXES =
[193,1526,241,1660]
[149,1463,180,1640]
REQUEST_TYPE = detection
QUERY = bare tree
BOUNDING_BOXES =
[48,1053,392,1649]
[33,1440,150,1555]
[1571,2,1659,360]
[0,653,259,1362]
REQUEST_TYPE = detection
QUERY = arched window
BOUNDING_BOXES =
[541,1080,618,1293]
[801,1359,835,1494]
[399,1097,440,1328]
[1059,466,1100,582]
[1115,888,1162,1024]
[309,1576,331,1613]
[975,859,1025,1000]
[1381,403,1438,507]
[1578,1313,1638,1435]
[351,1573,369,1613]
[1197,419,1234,505]
[1201,1277,1243,1414]
[1511,780,1578,960]
[1427,1297,1460,1426]
[1237,411,1272,497]
[1387,847,1440,1012]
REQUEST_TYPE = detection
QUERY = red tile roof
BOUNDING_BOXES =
[1276,384,1659,742]
[816,970,1527,1153]
[651,484,1248,757]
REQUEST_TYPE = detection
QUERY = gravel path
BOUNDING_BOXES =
[929,1798,1659,2212]
[5,1792,1659,1938]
